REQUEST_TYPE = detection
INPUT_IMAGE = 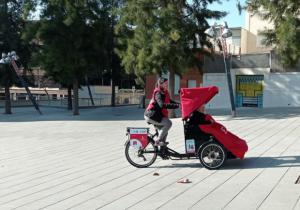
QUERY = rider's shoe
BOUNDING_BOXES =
[159,154,169,160]
[154,140,169,146]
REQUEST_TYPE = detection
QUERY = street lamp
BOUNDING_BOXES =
[0,51,19,64]
[205,21,236,117]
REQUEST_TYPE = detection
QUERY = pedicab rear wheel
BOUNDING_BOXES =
[198,141,227,170]
[125,140,157,168]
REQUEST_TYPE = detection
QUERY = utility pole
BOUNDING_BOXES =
[205,22,236,117]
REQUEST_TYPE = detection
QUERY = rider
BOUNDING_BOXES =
[187,104,214,143]
[144,77,179,146]
[189,105,214,125]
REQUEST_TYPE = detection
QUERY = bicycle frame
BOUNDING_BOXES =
[126,127,198,160]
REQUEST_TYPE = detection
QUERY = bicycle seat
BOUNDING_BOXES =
[147,122,162,128]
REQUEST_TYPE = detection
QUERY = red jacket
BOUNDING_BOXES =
[146,88,170,118]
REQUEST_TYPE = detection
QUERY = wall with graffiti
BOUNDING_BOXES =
[203,69,300,109]
[236,75,264,108]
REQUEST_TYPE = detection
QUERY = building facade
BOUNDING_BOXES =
[145,67,203,101]
[203,53,300,109]
[144,9,300,109]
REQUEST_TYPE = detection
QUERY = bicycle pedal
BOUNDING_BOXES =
[159,154,169,160]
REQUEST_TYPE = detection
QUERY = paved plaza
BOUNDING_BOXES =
[0,106,300,210]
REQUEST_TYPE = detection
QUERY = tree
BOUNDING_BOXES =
[0,64,15,114]
[248,0,300,67]
[0,0,33,114]
[105,0,123,107]
[30,0,113,115]
[116,0,226,117]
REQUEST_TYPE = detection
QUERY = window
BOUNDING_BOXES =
[232,37,241,47]
[175,74,180,95]
[256,34,266,47]
[188,80,197,88]
[161,72,180,95]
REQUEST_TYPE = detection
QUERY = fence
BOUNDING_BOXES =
[203,51,300,73]
[0,92,143,108]
[203,53,271,73]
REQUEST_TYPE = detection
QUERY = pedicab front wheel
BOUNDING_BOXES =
[198,141,227,170]
[125,140,157,168]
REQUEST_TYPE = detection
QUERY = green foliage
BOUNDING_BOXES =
[27,0,114,86]
[249,0,300,67]
[116,0,226,80]
[0,0,34,87]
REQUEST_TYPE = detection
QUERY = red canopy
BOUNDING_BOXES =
[180,86,219,119]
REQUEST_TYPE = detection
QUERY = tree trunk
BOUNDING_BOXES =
[111,74,116,107]
[67,85,72,110]
[111,53,117,107]
[4,81,12,114]
[110,11,117,107]
[168,66,176,118]
[85,75,95,106]
[72,78,79,115]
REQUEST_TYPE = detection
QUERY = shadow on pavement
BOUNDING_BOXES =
[208,107,300,120]
[222,155,300,170]
[0,106,299,122]
[150,163,202,169]
[149,155,300,170]
[0,106,146,122]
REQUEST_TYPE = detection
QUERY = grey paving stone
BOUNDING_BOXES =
[0,106,299,210]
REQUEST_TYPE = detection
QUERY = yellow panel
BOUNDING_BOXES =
[236,75,263,97]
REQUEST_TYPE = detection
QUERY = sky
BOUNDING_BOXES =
[32,0,247,28]
[207,0,247,28]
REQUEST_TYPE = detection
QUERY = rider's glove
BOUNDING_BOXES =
[164,103,179,109]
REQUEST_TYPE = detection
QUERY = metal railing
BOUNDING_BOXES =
[0,92,144,108]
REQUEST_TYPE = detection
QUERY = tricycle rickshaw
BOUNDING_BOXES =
[125,86,248,170]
